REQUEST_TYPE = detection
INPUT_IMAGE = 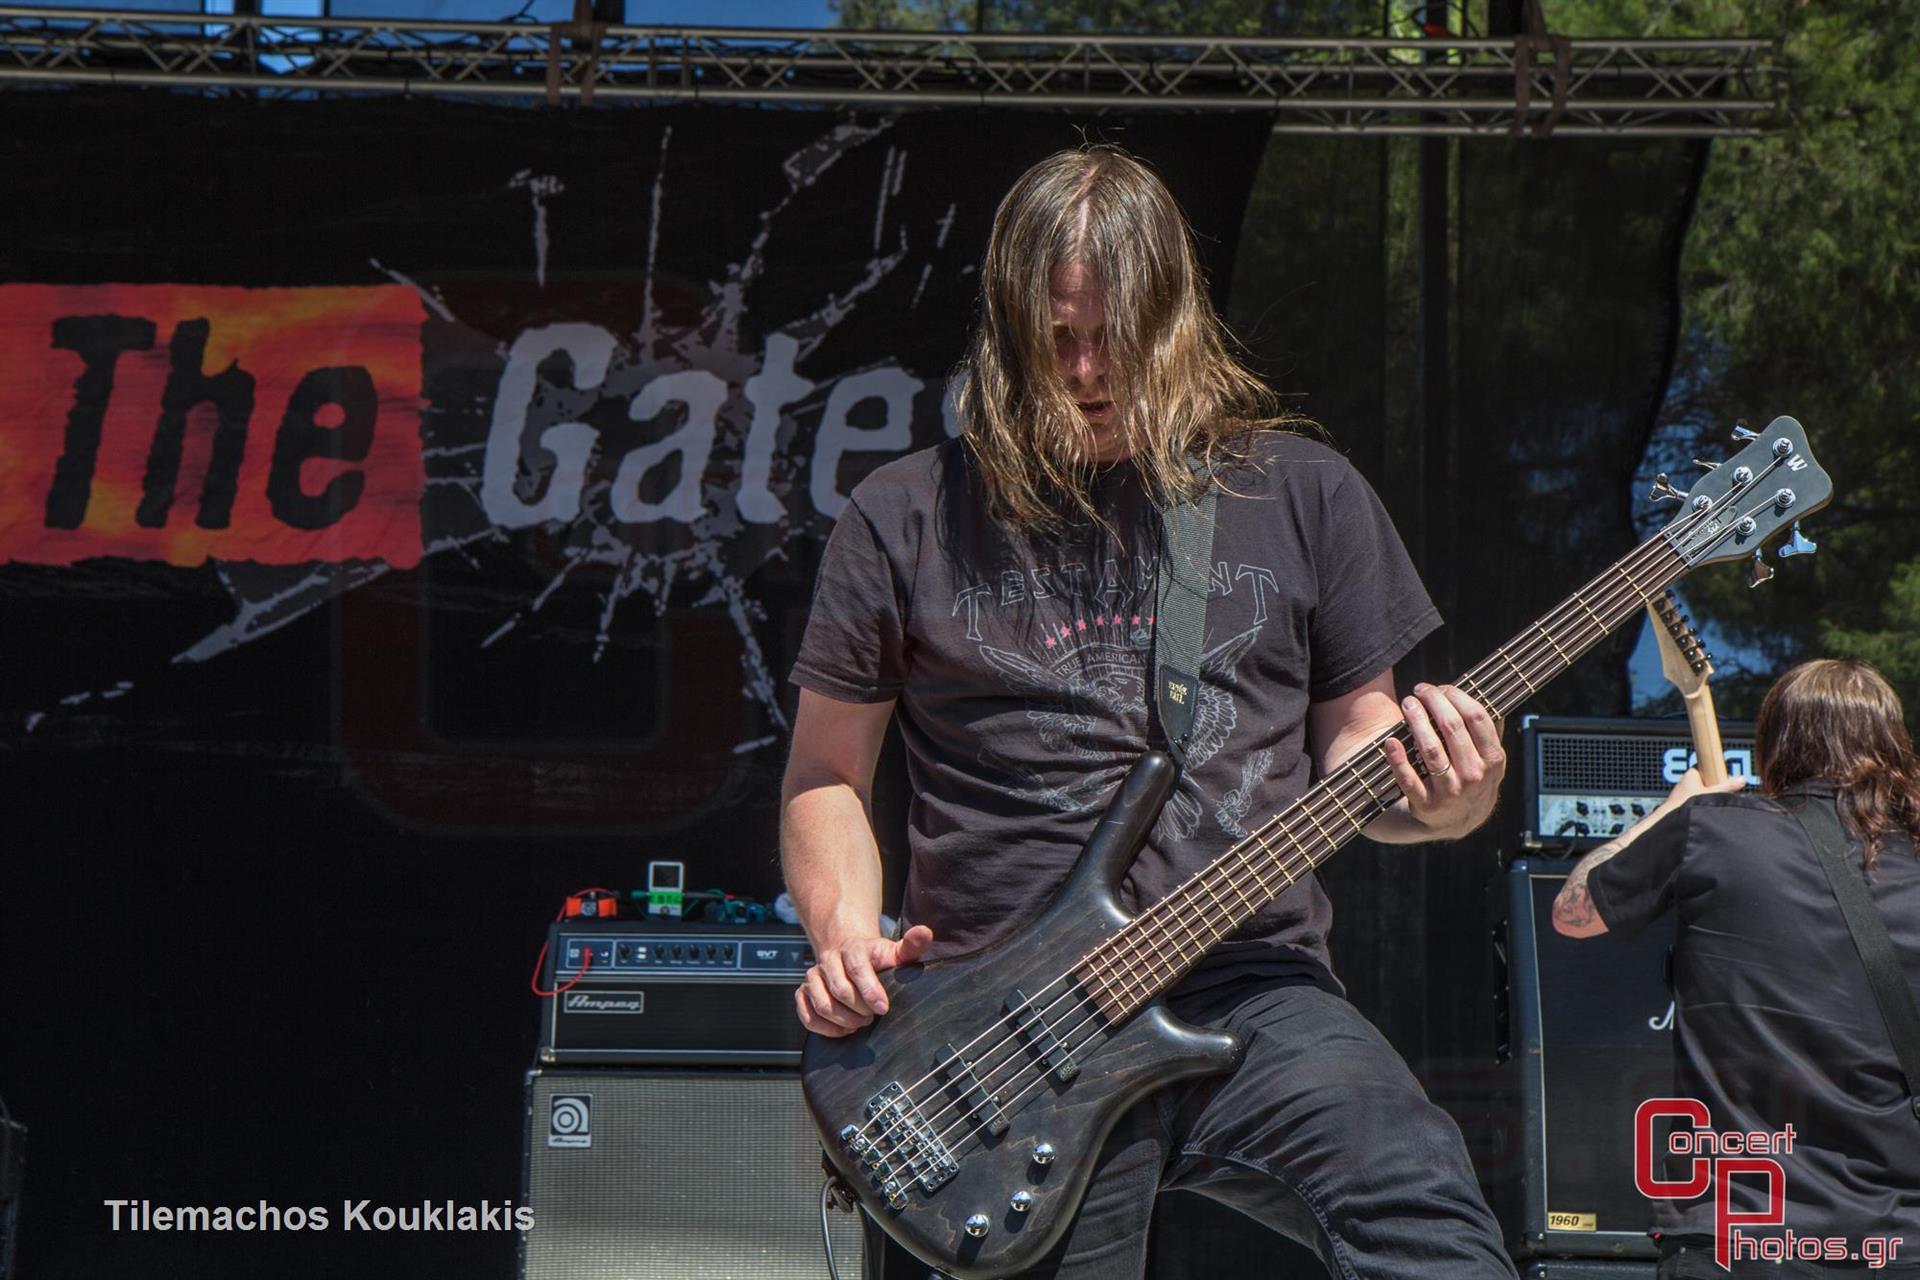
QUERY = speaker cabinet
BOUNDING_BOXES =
[521,1070,866,1280]
[1505,859,1677,1259]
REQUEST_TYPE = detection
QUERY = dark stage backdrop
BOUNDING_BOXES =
[0,91,1272,1278]
[1226,133,1708,1215]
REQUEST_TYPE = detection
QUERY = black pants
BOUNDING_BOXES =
[1012,979,1516,1279]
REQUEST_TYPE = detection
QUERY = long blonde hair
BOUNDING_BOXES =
[954,146,1298,530]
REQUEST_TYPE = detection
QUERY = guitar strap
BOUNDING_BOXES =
[1152,464,1218,772]
[1785,791,1920,1123]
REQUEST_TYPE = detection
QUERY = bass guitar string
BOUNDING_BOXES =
[924,481,1773,1157]
[870,491,1721,1159]
[915,529,1700,1154]
[854,458,1785,1162]
[1072,529,1706,1009]
[1097,462,1798,992]
[960,474,1781,1151]
[859,485,1730,1159]
[1077,461,1796,1002]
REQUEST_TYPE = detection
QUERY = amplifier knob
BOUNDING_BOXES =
[964,1214,990,1238]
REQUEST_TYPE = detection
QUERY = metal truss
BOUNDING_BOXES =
[0,6,1776,137]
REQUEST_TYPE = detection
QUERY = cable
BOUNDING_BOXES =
[529,941,592,997]
[529,888,616,998]
[819,1179,847,1280]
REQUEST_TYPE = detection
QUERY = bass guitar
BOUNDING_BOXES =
[803,417,1831,1279]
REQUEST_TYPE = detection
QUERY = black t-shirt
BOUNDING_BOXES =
[790,431,1438,991]
[1587,786,1920,1242]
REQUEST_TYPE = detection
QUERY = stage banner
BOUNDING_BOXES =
[0,92,1270,827]
[0,90,1269,1280]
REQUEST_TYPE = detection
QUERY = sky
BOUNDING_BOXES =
[39,0,843,20]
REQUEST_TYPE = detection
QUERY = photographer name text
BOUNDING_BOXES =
[102,1199,534,1232]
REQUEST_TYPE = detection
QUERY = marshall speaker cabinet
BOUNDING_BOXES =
[521,1069,867,1280]
[1504,859,1677,1259]
[536,921,812,1066]
[1519,715,1754,850]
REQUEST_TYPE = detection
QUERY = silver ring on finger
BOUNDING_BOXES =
[1430,760,1452,777]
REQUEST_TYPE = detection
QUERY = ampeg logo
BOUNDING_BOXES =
[562,991,645,1015]
[547,1094,592,1149]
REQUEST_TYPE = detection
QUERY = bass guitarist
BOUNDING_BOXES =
[782,146,1517,1278]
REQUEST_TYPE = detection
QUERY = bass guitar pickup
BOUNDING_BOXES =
[939,1042,1009,1139]
[1009,988,1080,1083]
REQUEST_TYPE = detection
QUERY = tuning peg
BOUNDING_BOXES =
[1748,550,1775,588]
[1732,424,1759,443]
[1649,472,1689,503]
[1777,521,1817,559]
[1693,457,1721,472]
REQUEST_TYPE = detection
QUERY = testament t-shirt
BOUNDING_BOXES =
[790,431,1438,990]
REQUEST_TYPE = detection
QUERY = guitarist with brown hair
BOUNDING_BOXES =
[781,146,1516,1278]
[1554,659,1920,1279]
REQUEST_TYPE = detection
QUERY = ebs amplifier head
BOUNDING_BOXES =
[1519,715,1755,850]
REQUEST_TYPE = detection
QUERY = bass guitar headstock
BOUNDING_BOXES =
[1653,415,1829,587]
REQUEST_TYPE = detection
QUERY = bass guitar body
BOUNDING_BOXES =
[802,753,1242,1279]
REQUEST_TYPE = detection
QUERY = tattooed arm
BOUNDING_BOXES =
[1553,840,1626,938]
[1552,767,1745,938]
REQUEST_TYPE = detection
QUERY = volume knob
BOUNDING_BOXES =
[1032,1142,1056,1166]
[1010,1191,1033,1213]
[965,1213,990,1238]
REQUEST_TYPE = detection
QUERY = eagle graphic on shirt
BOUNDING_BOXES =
[975,625,1261,837]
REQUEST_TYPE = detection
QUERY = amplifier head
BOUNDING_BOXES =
[537,922,812,1067]
[1519,715,1756,850]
